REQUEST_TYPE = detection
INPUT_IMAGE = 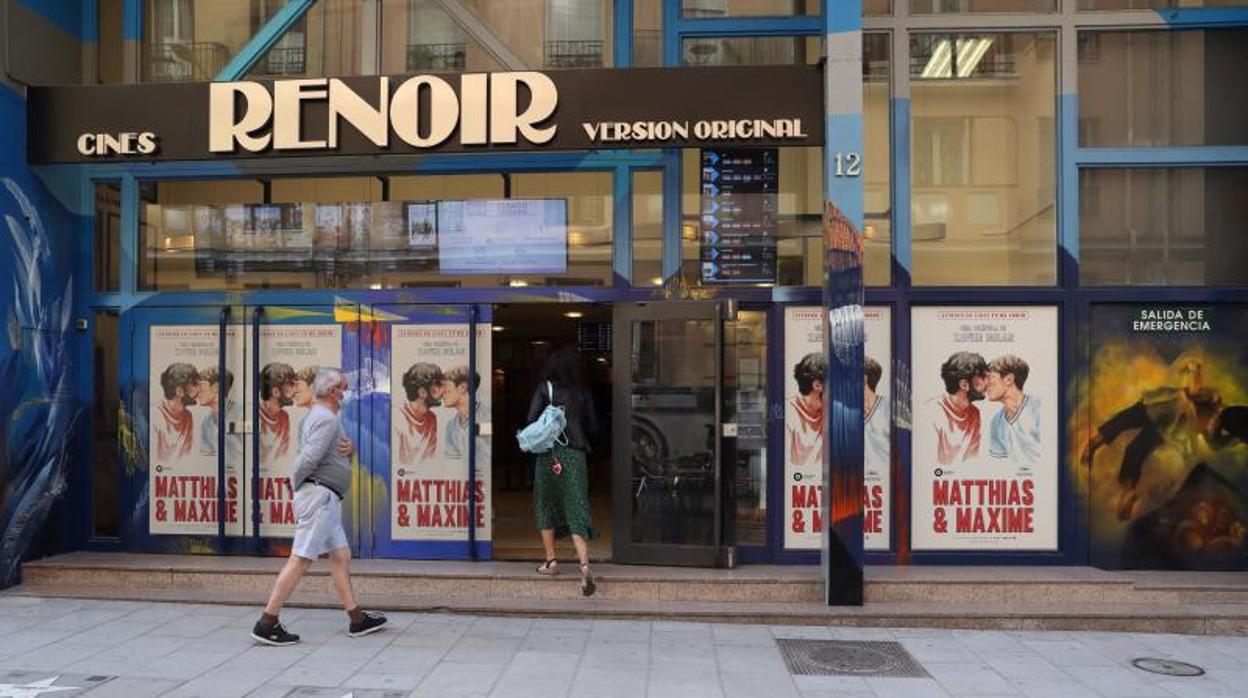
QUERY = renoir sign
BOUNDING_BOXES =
[28,65,822,163]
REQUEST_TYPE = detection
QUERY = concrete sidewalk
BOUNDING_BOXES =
[0,596,1245,697]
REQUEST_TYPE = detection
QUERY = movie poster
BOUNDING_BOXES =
[783,306,891,551]
[148,325,246,536]
[911,306,1058,551]
[1087,304,1248,570]
[406,203,437,250]
[863,307,891,550]
[390,324,493,542]
[247,325,343,538]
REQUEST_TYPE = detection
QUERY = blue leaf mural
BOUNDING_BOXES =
[0,172,80,589]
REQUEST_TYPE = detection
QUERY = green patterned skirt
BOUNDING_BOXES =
[533,444,597,539]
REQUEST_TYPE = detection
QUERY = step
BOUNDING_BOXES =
[21,553,1248,606]
[14,553,1248,635]
[20,553,826,604]
[6,583,1248,636]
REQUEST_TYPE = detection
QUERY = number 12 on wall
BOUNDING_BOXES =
[833,152,862,177]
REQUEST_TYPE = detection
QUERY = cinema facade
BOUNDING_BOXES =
[1,0,1246,598]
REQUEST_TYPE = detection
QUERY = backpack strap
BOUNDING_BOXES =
[547,381,568,446]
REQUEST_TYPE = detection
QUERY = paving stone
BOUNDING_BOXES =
[4,597,1248,697]
[865,677,953,698]
[569,666,647,698]
[721,671,801,698]
[341,671,425,691]
[79,676,185,697]
[416,660,504,696]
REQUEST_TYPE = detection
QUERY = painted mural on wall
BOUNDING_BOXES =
[0,86,80,588]
[1086,304,1248,570]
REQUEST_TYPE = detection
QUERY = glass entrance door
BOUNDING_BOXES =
[612,302,734,567]
[120,302,363,556]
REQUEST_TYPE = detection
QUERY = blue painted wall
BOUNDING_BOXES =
[0,82,86,588]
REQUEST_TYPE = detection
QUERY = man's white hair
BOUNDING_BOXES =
[312,367,346,399]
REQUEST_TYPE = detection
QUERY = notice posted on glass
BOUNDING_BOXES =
[911,307,1058,551]
[148,325,246,536]
[390,324,492,542]
[246,325,343,538]
[783,306,892,551]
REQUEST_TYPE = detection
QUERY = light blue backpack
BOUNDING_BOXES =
[516,381,567,454]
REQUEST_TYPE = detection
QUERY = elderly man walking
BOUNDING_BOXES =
[251,368,386,646]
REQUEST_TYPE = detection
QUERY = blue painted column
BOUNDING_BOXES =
[822,0,865,605]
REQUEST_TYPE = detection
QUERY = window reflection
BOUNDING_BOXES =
[1080,168,1248,287]
[139,175,614,290]
[912,0,1056,12]
[1078,30,1248,147]
[95,182,121,291]
[632,171,665,287]
[382,0,611,74]
[682,0,820,17]
[682,36,822,66]
[141,0,366,82]
[677,33,891,288]
[910,32,1057,286]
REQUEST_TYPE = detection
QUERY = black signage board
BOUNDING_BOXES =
[27,65,822,164]
[699,148,778,284]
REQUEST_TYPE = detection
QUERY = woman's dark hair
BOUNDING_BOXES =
[542,347,584,390]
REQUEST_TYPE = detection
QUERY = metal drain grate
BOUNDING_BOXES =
[776,639,930,677]
[1132,658,1205,677]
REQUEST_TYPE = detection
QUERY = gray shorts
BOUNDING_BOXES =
[291,483,349,560]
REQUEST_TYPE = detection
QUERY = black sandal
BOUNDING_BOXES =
[537,559,559,576]
[580,564,596,597]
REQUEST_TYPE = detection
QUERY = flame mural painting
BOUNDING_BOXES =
[1085,304,1248,570]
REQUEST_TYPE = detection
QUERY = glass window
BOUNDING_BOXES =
[682,0,820,17]
[863,33,891,287]
[681,145,890,288]
[1079,167,1248,286]
[247,0,303,77]
[140,174,613,290]
[726,309,767,547]
[98,0,124,83]
[682,36,822,66]
[634,0,662,67]
[1079,0,1247,9]
[910,32,1057,286]
[381,0,612,74]
[1078,30,1248,147]
[864,0,892,14]
[676,34,890,288]
[92,309,121,538]
[912,0,1056,11]
[142,0,367,82]
[95,181,121,292]
[632,171,665,287]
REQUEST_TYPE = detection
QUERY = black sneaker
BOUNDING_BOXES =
[348,611,388,638]
[251,620,300,646]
